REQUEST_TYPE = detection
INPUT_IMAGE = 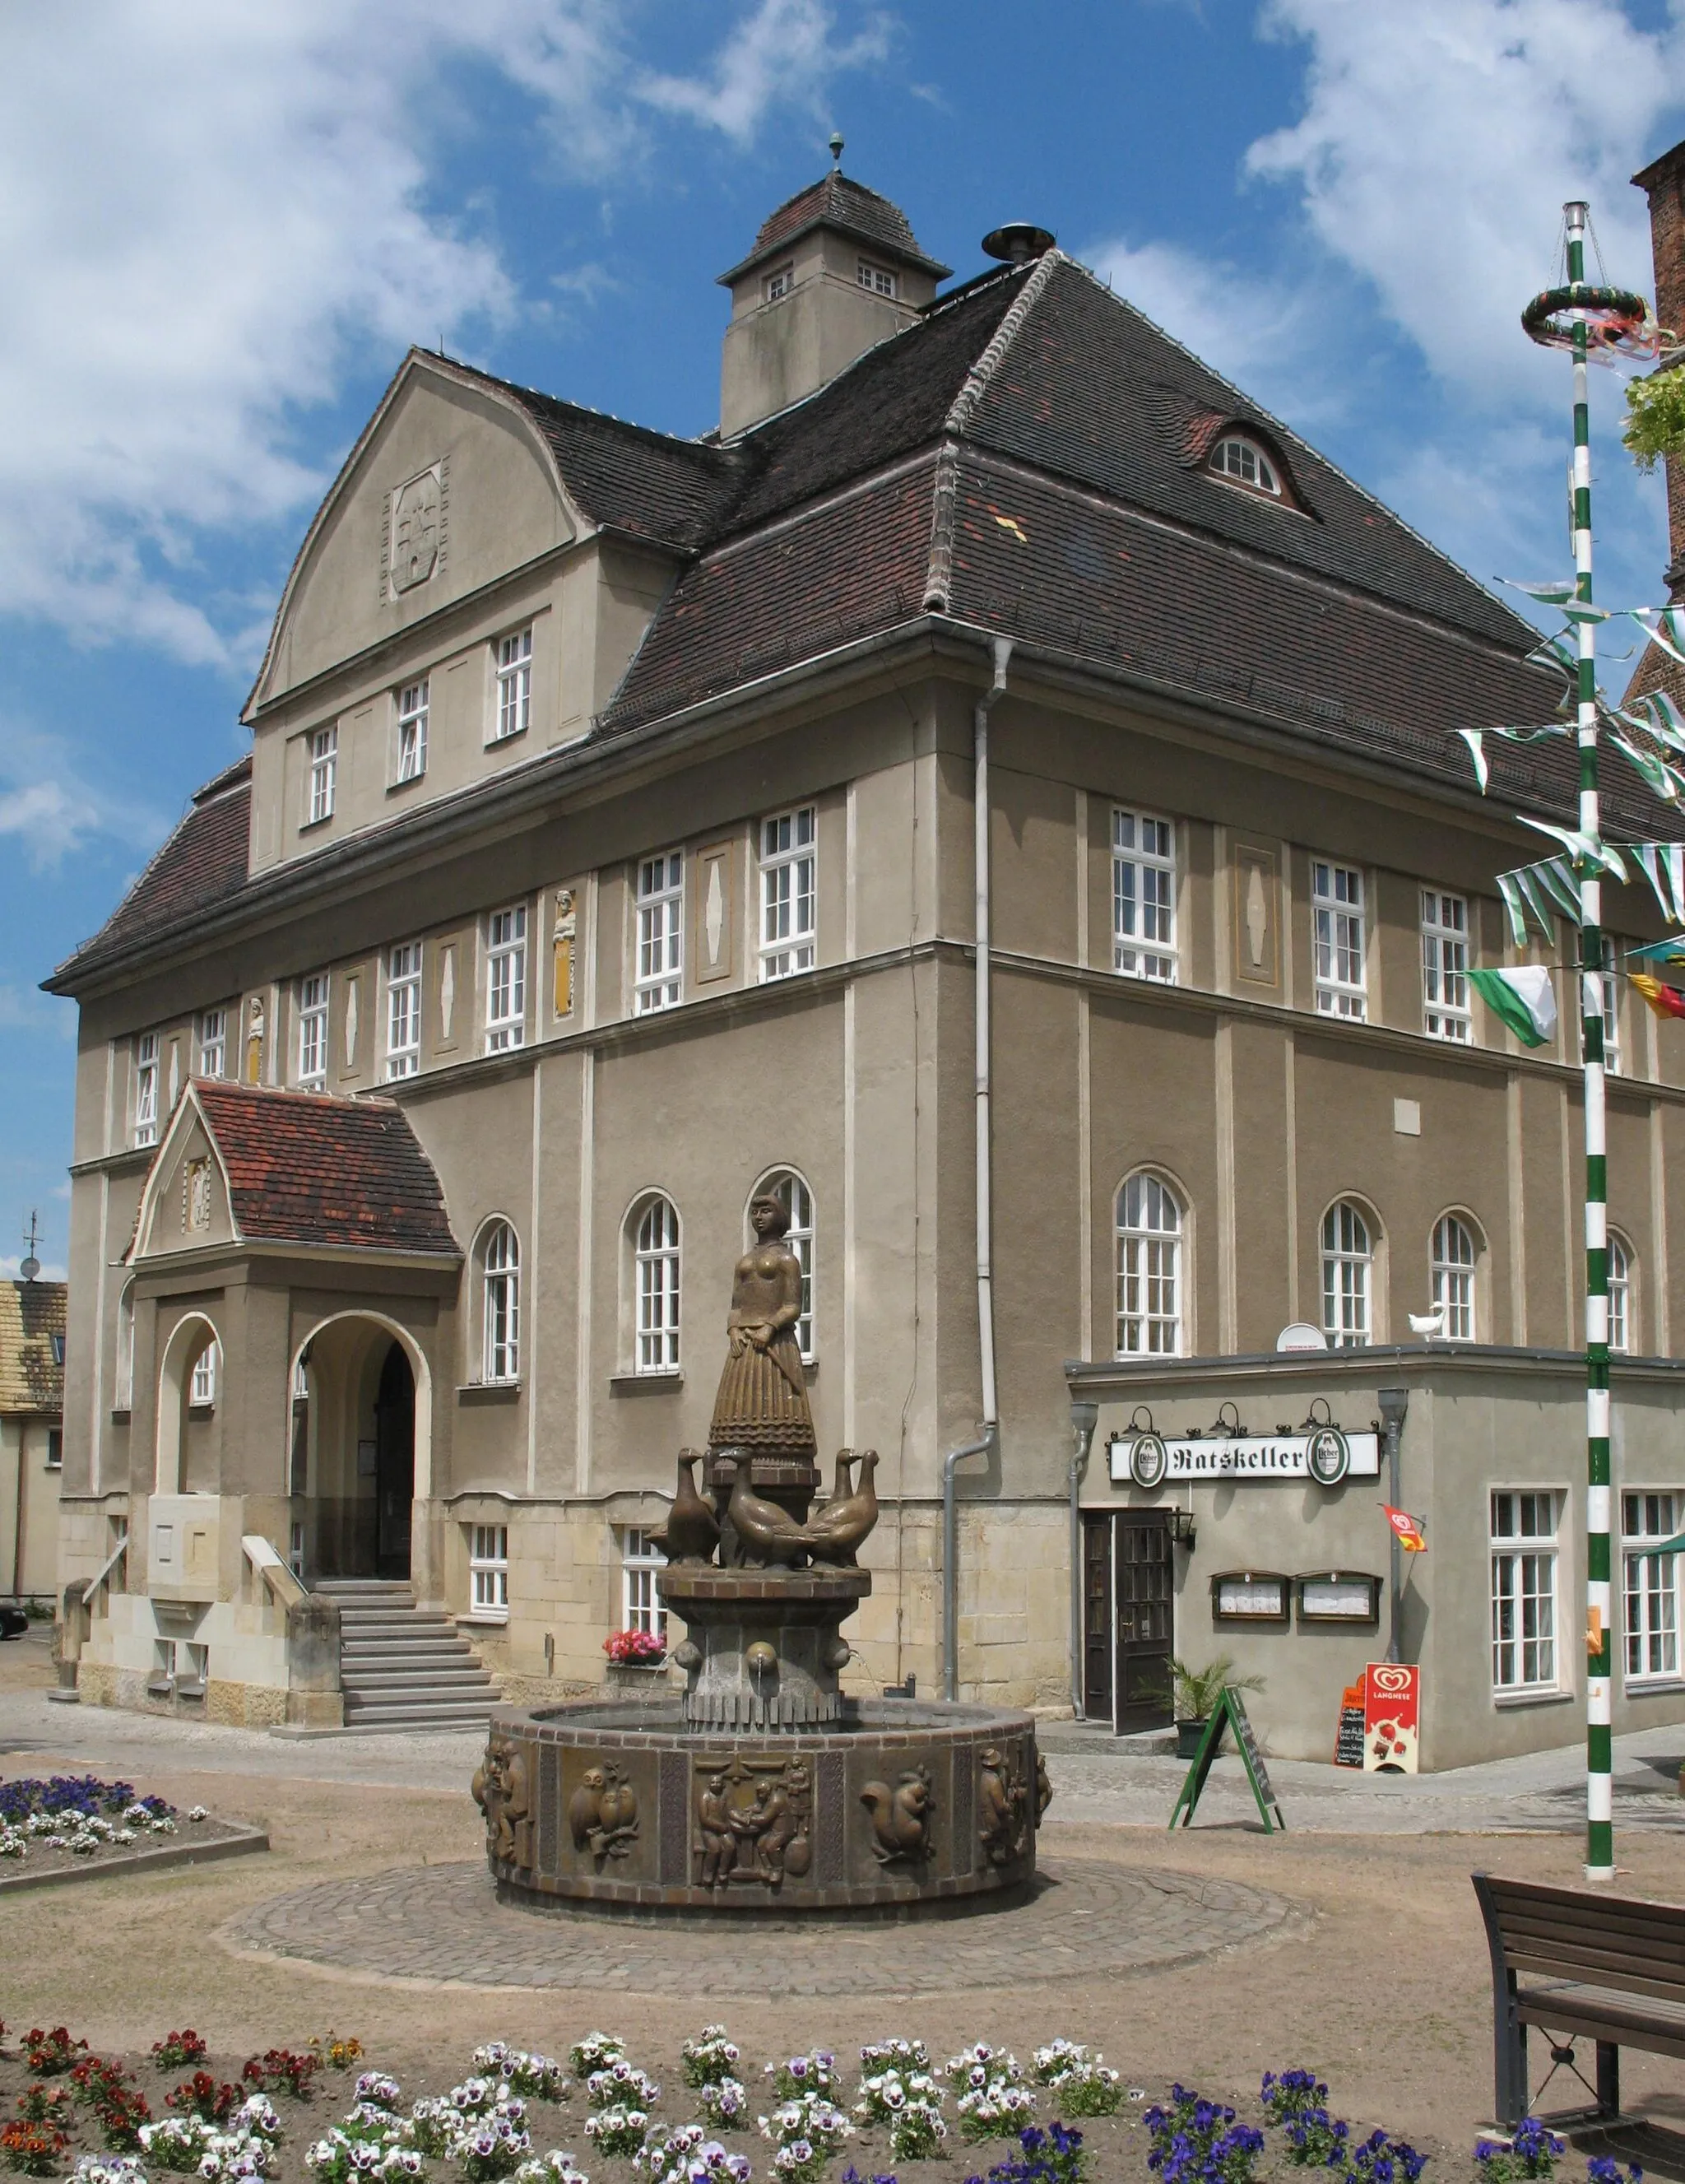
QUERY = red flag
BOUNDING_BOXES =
[1382,1504,1426,1553]
[1632,972,1685,1022]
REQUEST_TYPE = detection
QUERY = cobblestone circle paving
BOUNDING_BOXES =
[222,1856,1307,1996]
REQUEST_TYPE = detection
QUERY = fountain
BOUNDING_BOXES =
[474,1192,1047,1914]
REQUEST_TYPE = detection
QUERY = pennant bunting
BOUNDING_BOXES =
[1516,816,1630,878]
[1629,606,1685,667]
[1629,840,1685,923]
[1469,964,1558,1047]
[1631,972,1685,1021]
[1626,935,1685,966]
[1610,734,1685,802]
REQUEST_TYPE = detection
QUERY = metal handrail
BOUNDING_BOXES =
[241,1534,307,1610]
[80,1530,129,1610]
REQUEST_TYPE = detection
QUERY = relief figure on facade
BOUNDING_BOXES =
[566,1759,639,1866]
[694,1755,811,1889]
[977,1744,1032,1867]
[861,1763,933,1864]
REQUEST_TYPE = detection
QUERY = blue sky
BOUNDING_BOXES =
[5,0,1685,1278]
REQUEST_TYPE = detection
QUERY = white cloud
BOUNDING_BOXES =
[0,718,171,871]
[0,1257,67,1285]
[0,1,889,667]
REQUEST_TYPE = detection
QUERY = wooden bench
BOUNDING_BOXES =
[1474,1873,1685,2130]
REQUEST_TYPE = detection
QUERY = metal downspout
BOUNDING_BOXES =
[942,636,1012,1703]
[1068,1401,1099,1716]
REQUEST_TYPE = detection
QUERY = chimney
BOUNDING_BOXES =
[1633,139,1685,594]
[717,150,951,438]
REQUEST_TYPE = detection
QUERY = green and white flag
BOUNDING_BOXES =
[1469,965,1557,1048]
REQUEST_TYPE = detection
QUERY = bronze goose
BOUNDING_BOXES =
[802,1447,879,1565]
[649,1449,719,1566]
[726,1460,810,1568]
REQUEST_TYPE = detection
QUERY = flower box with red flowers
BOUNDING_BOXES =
[602,1629,666,1666]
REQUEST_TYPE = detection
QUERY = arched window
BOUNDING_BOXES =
[190,1340,220,1406]
[1115,1172,1184,1356]
[1608,1233,1634,1355]
[757,1170,815,1361]
[634,1197,681,1374]
[1321,1201,1373,1348]
[1431,1215,1478,1342]
[481,1222,520,1383]
[1210,434,1281,498]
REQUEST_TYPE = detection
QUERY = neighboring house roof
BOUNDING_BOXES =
[178,1083,458,1257]
[0,1280,66,1420]
[55,217,1673,989]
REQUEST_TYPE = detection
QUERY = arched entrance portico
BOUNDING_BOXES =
[288,1314,429,1584]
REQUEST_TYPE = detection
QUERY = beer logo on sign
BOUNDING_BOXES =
[1307,1424,1350,1486]
[1129,1432,1168,1489]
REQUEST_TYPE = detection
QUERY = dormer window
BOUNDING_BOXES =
[857,260,898,299]
[1209,434,1282,499]
[763,265,794,303]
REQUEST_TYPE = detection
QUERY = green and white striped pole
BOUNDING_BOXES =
[1564,199,1615,1880]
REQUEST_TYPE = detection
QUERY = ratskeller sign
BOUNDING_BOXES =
[1109,1428,1381,1488]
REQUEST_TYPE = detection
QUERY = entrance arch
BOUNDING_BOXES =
[156,1311,220,1496]
[285,1313,431,1583]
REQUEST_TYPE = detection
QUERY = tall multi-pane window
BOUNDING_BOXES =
[133,1032,159,1146]
[635,852,684,1013]
[385,942,422,1080]
[759,807,817,980]
[469,1526,509,1618]
[619,1526,668,1640]
[1431,1214,1478,1341]
[196,1009,226,1080]
[856,260,898,297]
[634,1196,681,1373]
[1421,890,1471,1041]
[760,1170,815,1359]
[485,906,527,1053]
[115,1285,136,1410]
[1321,1201,1373,1347]
[482,1223,520,1382]
[494,628,532,742]
[1623,1492,1680,1682]
[190,1341,219,1407]
[396,678,429,782]
[1491,1490,1559,1692]
[1312,861,1366,1018]
[1112,809,1177,982]
[308,725,337,825]
[1115,1172,1184,1356]
[1599,936,1622,1077]
[1608,1233,1634,1355]
[296,974,330,1090]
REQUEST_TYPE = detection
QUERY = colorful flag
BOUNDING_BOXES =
[1631,971,1685,1021]
[1381,1504,1426,1553]
[1468,964,1557,1048]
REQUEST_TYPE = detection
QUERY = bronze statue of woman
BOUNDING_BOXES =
[708,1193,816,1462]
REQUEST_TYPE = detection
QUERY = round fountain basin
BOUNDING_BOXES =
[476,1697,1046,1916]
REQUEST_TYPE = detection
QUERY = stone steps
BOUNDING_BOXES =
[314,1580,497,1733]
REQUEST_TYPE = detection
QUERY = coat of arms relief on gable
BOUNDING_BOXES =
[383,460,448,599]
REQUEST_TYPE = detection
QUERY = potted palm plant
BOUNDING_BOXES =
[1167,1653,1263,1759]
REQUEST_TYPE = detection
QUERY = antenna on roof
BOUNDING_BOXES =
[19,1210,40,1285]
[829,131,844,169]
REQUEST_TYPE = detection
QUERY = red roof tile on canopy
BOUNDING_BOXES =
[720,170,951,283]
[193,1082,457,1257]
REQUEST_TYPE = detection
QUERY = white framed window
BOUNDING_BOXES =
[619,1526,668,1639]
[494,628,532,743]
[307,725,337,825]
[857,259,898,298]
[115,1284,136,1410]
[1608,1232,1634,1355]
[759,806,817,981]
[1112,809,1177,982]
[396,677,429,783]
[635,851,684,1013]
[634,1195,681,1373]
[1491,1489,1559,1693]
[1623,1491,1681,1683]
[485,905,527,1053]
[759,1169,815,1360]
[296,972,330,1090]
[1313,861,1367,1019]
[190,1340,219,1407]
[763,264,793,303]
[1431,1213,1478,1341]
[46,1429,63,1471]
[481,1222,520,1383]
[1599,936,1622,1077]
[385,941,423,1080]
[1210,435,1281,496]
[196,1008,226,1080]
[288,1522,305,1582]
[470,1524,510,1619]
[1321,1200,1373,1347]
[1115,1171,1184,1356]
[1421,890,1471,1041]
[133,1031,160,1146]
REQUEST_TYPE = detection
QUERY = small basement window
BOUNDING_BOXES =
[1209,434,1282,499]
[1211,1570,1290,1626]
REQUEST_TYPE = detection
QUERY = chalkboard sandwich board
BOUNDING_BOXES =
[1168,1687,1287,1833]
[1334,1682,1367,1769]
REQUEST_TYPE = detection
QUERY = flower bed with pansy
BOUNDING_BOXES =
[0,2021,1640,2184]
[0,1777,239,1882]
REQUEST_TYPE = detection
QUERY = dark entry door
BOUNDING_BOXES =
[1114,1510,1173,1733]
[1082,1515,1113,1722]
[374,1341,415,1580]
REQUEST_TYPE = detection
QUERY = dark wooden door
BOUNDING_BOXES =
[1082,1515,1113,1722]
[1114,1510,1174,1732]
[374,1341,415,1580]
